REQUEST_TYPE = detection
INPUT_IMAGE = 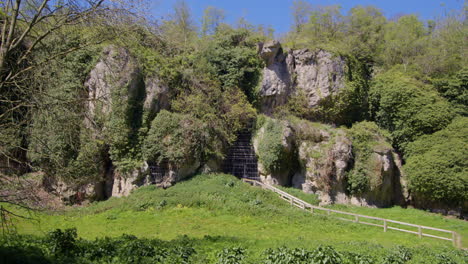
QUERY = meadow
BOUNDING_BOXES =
[4,173,465,263]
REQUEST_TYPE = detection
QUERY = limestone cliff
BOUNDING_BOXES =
[258,41,346,114]
[253,117,407,207]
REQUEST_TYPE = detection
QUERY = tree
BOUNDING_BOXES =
[0,0,104,83]
[345,6,386,62]
[291,0,312,33]
[0,0,109,228]
[201,6,225,36]
[299,5,344,47]
[380,15,426,68]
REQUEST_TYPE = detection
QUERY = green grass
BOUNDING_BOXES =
[9,173,468,262]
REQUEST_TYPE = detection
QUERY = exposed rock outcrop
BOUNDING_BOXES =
[258,41,346,114]
[144,77,170,117]
[259,41,346,114]
[254,117,407,207]
[349,148,406,207]
[85,46,142,123]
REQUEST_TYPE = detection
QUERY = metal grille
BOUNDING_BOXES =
[148,161,167,184]
[222,128,260,181]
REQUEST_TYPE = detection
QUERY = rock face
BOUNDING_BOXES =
[42,176,106,204]
[293,128,353,205]
[78,46,174,199]
[85,46,142,121]
[258,41,346,114]
[349,148,406,207]
[254,117,407,207]
[144,77,170,117]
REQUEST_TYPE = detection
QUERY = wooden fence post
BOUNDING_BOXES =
[354,215,359,223]
[418,226,422,238]
[383,220,387,232]
[327,209,331,216]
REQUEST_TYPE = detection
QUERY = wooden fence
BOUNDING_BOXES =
[242,179,463,248]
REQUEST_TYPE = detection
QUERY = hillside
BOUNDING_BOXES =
[10,174,468,263]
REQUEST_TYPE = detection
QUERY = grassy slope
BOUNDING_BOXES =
[13,174,467,261]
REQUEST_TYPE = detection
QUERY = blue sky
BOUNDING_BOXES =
[148,0,465,35]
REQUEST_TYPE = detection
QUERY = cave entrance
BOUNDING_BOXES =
[148,160,167,184]
[222,128,260,181]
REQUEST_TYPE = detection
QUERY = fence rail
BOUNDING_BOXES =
[242,178,463,248]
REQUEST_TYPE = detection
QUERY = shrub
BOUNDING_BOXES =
[143,110,209,166]
[217,247,246,264]
[369,70,454,151]
[404,117,468,207]
[262,246,342,264]
[256,118,290,173]
[45,228,78,257]
[382,246,412,264]
[310,245,342,264]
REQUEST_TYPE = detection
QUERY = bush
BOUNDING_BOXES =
[199,26,263,104]
[369,70,454,151]
[262,246,342,264]
[46,228,78,257]
[382,246,412,264]
[404,117,468,207]
[256,118,290,173]
[217,247,246,264]
[143,110,209,166]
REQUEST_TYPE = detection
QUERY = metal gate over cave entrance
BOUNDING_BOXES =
[222,127,260,181]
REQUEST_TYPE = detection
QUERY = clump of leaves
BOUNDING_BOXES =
[217,247,246,264]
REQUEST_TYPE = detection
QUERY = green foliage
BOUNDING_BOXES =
[46,228,78,257]
[431,67,468,115]
[105,62,146,172]
[256,118,289,173]
[144,84,255,168]
[404,117,468,206]
[346,121,392,195]
[345,6,386,63]
[262,246,342,264]
[27,34,102,181]
[1,230,197,264]
[198,26,264,104]
[143,110,208,165]
[217,247,246,264]
[379,15,427,67]
[369,70,454,151]
[382,246,412,264]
